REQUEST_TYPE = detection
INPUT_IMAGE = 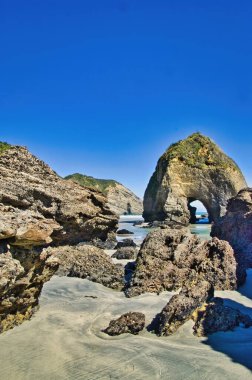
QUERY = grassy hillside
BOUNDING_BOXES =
[65,173,118,194]
[0,142,11,155]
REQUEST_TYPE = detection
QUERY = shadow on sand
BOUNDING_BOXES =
[203,269,252,371]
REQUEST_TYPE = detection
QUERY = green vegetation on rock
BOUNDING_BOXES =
[0,142,11,155]
[161,132,241,171]
[65,173,118,194]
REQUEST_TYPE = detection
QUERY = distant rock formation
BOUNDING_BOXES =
[212,187,252,281]
[0,144,118,332]
[143,133,247,225]
[65,173,143,216]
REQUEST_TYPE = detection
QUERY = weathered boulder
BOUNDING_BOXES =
[65,173,143,216]
[151,280,213,336]
[126,227,237,297]
[112,247,137,260]
[143,133,246,225]
[212,188,252,281]
[193,298,252,336]
[44,245,124,290]
[103,312,145,336]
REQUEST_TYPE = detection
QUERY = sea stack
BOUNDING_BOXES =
[143,133,247,225]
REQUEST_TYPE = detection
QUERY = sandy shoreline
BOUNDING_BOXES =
[0,270,251,380]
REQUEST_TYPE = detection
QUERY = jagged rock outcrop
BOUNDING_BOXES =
[0,144,118,332]
[0,146,118,246]
[44,245,124,290]
[65,173,143,215]
[143,133,247,225]
[103,312,145,336]
[126,227,237,297]
[193,297,252,336]
[0,245,59,333]
[212,188,252,280]
[151,280,213,336]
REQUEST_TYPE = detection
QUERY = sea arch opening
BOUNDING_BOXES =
[187,198,210,224]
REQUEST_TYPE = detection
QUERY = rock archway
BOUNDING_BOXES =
[143,133,247,225]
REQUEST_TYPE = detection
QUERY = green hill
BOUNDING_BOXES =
[65,173,118,194]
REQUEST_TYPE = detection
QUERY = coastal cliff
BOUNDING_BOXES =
[143,133,247,225]
[65,173,143,215]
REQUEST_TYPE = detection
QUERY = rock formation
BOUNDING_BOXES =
[212,188,252,280]
[126,227,237,297]
[112,246,137,260]
[0,144,118,332]
[152,280,213,336]
[143,133,246,225]
[65,173,143,215]
[193,297,252,336]
[103,312,145,336]
[44,245,124,290]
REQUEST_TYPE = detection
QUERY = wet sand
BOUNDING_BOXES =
[0,272,251,380]
[0,217,251,379]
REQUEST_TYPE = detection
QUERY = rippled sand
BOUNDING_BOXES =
[0,271,252,380]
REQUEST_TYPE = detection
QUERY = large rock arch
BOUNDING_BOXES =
[143,133,247,225]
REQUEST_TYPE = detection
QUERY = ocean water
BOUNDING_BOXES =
[118,215,211,244]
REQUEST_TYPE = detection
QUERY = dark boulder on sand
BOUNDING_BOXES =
[103,312,145,336]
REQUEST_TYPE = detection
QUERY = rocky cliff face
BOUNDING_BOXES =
[65,173,143,215]
[212,188,252,276]
[0,145,118,332]
[143,133,247,225]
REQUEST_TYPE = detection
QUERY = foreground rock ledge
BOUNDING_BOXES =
[0,144,118,332]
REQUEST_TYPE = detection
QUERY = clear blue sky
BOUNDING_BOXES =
[1,0,252,197]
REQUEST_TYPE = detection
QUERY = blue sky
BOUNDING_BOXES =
[1,1,252,198]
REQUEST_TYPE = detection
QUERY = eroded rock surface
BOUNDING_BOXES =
[0,146,118,246]
[103,312,145,336]
[212,188,252,281]
[152,280,213,336]
[143,133,246,225]
[193,298,252,336]
[44,245,124,290]
[126,227,237,297]
[0,145,118,332]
